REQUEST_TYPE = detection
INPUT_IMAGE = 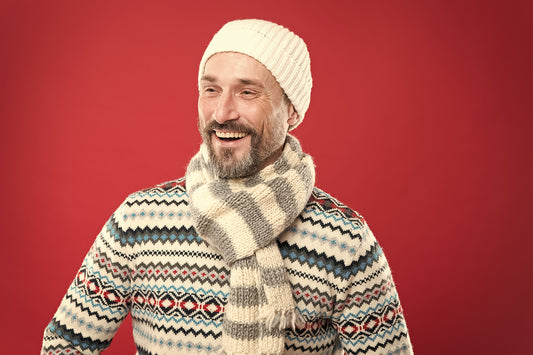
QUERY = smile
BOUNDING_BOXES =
[214,131,249,141]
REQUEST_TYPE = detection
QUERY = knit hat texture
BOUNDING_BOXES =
[198,19,312,130]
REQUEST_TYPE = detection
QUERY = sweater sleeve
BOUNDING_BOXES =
[41,203,133,355]
[331,224,413,355]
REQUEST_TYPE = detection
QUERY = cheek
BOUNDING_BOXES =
[198,98,214,119]
[245,103,273,129]
[267,106,289,132]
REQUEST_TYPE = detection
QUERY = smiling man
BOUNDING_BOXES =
[197,51,297,179]
[42,19,413,355]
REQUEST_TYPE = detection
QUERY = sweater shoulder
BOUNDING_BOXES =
[285,186,369,261]
[303,186,367,229]
[126,177,188,201]
[118,178,189,226]
[280,187,371,288]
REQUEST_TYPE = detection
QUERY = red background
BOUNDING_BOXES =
[1,0,532,354]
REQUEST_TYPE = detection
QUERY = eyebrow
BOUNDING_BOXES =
[200,75,264,88]
[238,78,264,87]
[200,75,217,83]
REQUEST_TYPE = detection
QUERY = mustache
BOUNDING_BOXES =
[203,120,255,135]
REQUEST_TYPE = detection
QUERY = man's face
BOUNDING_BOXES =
[198,52,297,179]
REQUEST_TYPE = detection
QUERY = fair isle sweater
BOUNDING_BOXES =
[41,178,413,355]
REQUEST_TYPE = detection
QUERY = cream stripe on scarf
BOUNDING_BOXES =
[186,134,315,355]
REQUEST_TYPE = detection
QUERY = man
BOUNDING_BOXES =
[42,19,413,355]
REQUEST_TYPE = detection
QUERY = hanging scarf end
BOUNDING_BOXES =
[264,309,305,331]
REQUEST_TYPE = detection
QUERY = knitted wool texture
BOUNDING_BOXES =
[41,180,415,354]
[198,19,312,130]
[185,135,315,355]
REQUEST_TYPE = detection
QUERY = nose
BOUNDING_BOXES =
[213,92,239,123]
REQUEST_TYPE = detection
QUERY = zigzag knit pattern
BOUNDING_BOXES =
[41,178,413,355]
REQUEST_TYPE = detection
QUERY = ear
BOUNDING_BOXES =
[287,104,299,126]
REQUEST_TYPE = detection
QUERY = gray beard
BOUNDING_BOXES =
[198,114,287,179]
[206,143,259,179]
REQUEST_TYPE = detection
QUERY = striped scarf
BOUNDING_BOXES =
[186,135,315,355]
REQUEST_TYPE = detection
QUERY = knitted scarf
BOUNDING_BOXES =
[185,135,315,355]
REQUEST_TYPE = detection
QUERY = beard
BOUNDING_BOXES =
[198,118,287,179]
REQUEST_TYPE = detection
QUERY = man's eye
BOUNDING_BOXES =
[203,88,217,95]
[241,90,257,97]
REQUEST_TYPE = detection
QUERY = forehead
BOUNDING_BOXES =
[202,52,278,88]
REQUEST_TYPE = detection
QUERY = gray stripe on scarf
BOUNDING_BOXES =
[260,266,288,287]
[265,176,298,226]
[284,136,315,190]
[233,255,259,269]
[286,135,302,154]
[186,153,203,174]
[209,180,274,255]
[273,155,291,175]
[186,155,209,192]
[190,206,238,262]
[296,163,315,190]
[227,286,267,307]
[223,320,284,341]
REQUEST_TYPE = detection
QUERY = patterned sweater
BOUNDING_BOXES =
[41,178,413,355]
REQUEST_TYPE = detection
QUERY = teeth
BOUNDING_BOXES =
[215,131,247,139]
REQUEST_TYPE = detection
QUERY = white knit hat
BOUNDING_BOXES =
[198,19,312,130]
